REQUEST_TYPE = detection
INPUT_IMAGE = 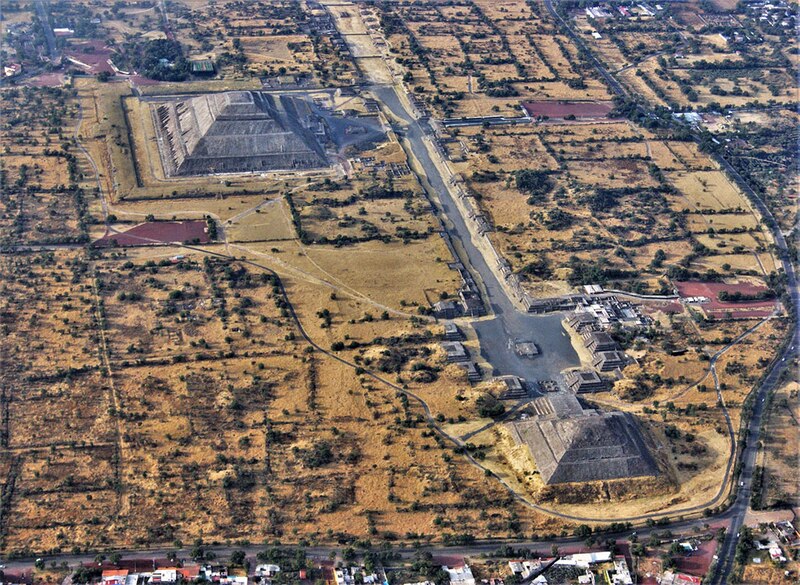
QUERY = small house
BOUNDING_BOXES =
[444,565,475,585]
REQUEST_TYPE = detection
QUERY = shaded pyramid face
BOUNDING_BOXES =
[543,413,657,484]
[509,396,658,485]
[152,91,328,177]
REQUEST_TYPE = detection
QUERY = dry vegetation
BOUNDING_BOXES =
[751,373,800,511]
[0,241,560,553]
[375,0,611,118]
[700,108,799,233]
[0,87,89,246]
[569,0,797,109]
[444,118,779,301]
[0,42,543,555]
[0,0,793,555]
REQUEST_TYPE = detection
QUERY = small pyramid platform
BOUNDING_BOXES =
[151,91,328,177]
[508,393,657,485]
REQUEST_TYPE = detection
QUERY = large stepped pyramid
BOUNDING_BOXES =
[509,393,658,485]
[151,91,328,177]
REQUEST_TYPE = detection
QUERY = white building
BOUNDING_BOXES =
[148,569,178,584]
[218,578,248,585]
[561,552,612,568]
[606,557,633,585]
[4,63,22,77]
[508,561,540,580]
[256,565,281,578]
[444,565,476,585]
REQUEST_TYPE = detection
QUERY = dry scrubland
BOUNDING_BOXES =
[413,0,790,519]
[376,0,611,117]
[571,0,797,109]
[0,87,90,246]
[0,77,551,553]
[0,243,563,552]
[71,0,357,83]
[700,108,799,234]
[0,0,794,554]
[753,374,799,510]
[448,119,778,299]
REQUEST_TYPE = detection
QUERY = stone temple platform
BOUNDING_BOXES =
[507,393,657,485]
[150,90,328,177]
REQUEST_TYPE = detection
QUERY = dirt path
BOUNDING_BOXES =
[91,273,131,532]
[672,316,773,400]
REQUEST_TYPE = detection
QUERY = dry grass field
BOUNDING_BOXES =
[755,375,799,510]
[442,110,779,301]
[0,63,543,554]
[700,108,799,234]
[376,0,612,118]
[741,563,795,585]
[0,252,100,374]
[575,0,797,109]
[0,0,793,555]
[0,238,553,552]
[0,88,88,246]
[238,35,316,75]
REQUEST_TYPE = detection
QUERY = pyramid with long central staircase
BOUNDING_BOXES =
[151,90,327,177]
[508,393,658,484]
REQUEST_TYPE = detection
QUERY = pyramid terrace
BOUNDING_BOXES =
[150,90,328,177]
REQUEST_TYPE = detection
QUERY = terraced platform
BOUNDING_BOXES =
[150,90,328,177]
[509,394,657,485]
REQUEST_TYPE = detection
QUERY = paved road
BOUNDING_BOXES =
[542,0,625,97]
[708,326,798,584]
[1,514,729,573]
[34,0,60,64]
[702,144,799,585]
[63,74,735,528]
[3,6,790,575]
[368,84,795,530]
[372,86,580,383]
